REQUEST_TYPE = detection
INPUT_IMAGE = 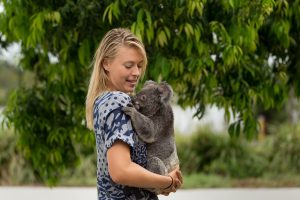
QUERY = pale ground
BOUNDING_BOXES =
[1,187,300,200]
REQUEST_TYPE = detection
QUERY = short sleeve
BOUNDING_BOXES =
[97,92,135,150]
[103,107,135,149]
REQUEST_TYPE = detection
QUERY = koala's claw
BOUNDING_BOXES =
[127,102,133,107]
[122,106,134,115]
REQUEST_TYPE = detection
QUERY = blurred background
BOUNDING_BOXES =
[1,0,300,190]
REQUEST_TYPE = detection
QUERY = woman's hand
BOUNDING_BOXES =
[160,167,183,196]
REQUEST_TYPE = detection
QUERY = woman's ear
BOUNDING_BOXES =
[102,59,110,71]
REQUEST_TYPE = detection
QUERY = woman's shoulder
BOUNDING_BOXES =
[95,91,131,109]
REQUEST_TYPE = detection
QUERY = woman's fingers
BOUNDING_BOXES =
[174,178,182,188]
[176,170,183,184]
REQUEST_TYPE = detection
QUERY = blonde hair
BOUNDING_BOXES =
[85,28,148,130]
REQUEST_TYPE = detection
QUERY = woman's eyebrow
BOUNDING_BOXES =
[137,60,144,64]
[123,61,135,65]
[124,60,144,64]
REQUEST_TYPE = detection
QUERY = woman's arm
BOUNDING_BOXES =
[107,140,181,190]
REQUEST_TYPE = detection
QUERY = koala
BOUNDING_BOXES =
[122,80,180,191]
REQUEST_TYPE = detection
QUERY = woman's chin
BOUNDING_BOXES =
[126,83,137,91]
[121,86,134,93]
[127,87,135,93]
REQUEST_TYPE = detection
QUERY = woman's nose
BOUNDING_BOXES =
[132,65,141,76]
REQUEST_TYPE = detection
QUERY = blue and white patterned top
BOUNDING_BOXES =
[93,91,158,200]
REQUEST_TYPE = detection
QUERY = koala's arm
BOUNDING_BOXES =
[123,106,157,143]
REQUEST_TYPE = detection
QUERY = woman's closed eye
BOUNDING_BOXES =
[124,62,134,68]
[124,62,143,69]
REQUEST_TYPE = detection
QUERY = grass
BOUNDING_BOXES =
[57,173,300,188]
[181,173,233,188]
[182,173,300,189]
[59,177,96,187]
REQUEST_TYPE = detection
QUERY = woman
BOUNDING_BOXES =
[86,28,182,199]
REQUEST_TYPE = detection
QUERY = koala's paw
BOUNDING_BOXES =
[126,102,133,107]
[122,106,135,116]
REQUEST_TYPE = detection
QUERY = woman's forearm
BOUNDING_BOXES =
[107,140,172,189]
[113,160,172,189]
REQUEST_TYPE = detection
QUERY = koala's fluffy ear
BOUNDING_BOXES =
[144,80,156,87]
[158,82,173,103]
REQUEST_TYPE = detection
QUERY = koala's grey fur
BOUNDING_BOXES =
[123,80,179,192]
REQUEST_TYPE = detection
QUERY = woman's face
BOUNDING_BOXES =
[104,45,144,93]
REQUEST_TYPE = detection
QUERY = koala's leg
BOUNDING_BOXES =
[123,106,157,143]
[144,157,168,195]
[147,157,168,176]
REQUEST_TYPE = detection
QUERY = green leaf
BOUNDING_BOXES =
[78,39,90,66]
[156,29,168,47]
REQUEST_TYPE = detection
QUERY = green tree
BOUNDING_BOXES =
[0,0,299,184]
[0,60,20,105]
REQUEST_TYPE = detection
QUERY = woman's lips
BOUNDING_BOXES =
[127,80,137,87]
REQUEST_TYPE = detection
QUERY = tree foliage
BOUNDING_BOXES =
[1,0,300,184]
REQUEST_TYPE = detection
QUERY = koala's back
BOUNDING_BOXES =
[147,104,178,168]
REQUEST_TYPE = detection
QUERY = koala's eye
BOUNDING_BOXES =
[141,95,146,101]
